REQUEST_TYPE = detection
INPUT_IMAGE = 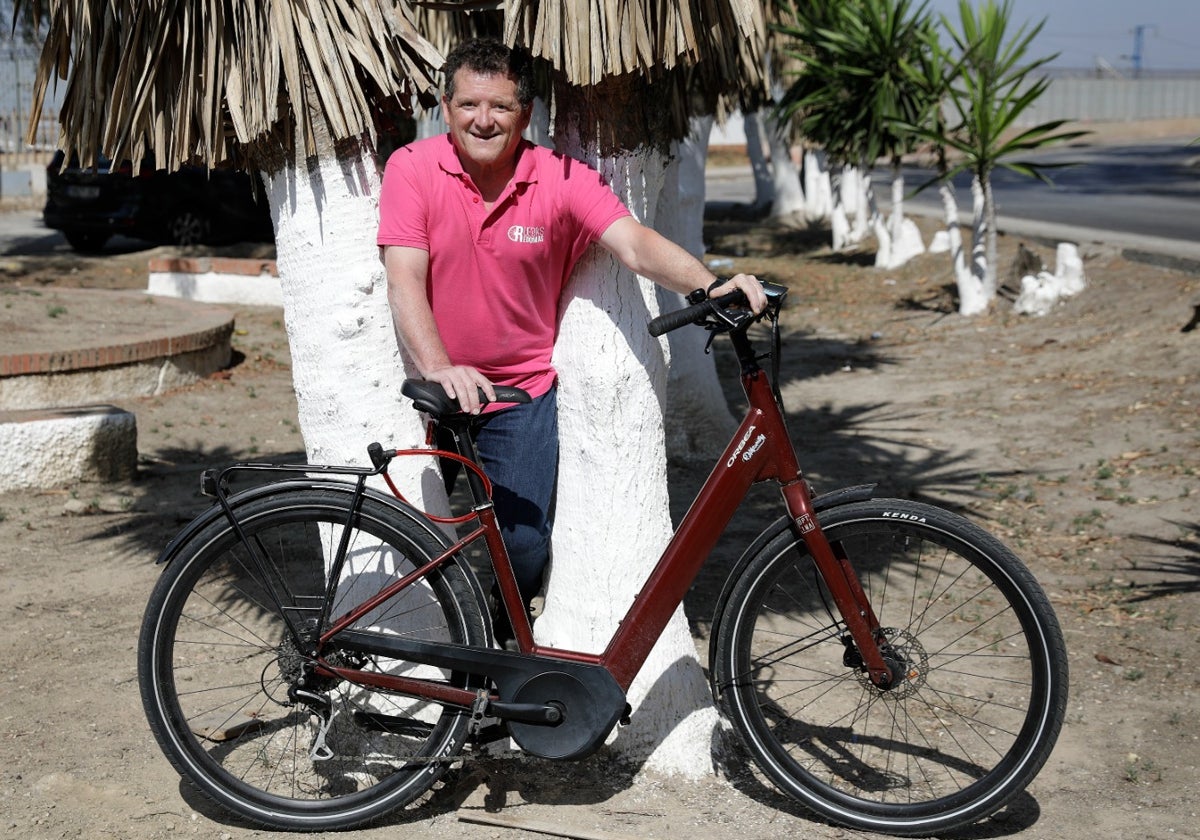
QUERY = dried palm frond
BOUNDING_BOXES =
[20,0,442,172]
[503,0,763,94]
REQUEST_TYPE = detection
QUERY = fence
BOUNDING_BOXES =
[1,43,57,167]
[1021,70,1200,125]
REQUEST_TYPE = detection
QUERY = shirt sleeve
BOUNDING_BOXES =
[572,161,632,240]
[377,146,430,250]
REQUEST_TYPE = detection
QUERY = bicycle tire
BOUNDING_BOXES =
[138,486,486,831]
[712,499,1068,836]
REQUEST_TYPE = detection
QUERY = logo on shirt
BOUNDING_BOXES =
[507,225,545,244]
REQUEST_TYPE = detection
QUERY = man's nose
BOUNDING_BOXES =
[474,105,496,127]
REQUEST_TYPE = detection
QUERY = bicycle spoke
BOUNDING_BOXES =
[715,500,1067,834]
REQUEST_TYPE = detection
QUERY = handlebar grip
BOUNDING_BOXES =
[647,300,711,337]
[647,290,750,337]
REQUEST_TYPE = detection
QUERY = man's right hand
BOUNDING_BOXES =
[426,365,496,415]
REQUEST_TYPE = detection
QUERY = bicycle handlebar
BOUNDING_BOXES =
[647,297,723,337]
[647,281,787,337]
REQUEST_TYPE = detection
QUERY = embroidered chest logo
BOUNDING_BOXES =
[507,225,545,244]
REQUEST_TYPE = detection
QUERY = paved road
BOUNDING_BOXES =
[707,135,1200,263]
[897,138,1200,261]
[8,135,1200,264]
[0,207,55,253]
[0,207,154,257]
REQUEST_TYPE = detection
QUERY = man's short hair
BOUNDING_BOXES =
[442,38,535,107]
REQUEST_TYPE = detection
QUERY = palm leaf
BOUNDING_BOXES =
[21,0,442,172]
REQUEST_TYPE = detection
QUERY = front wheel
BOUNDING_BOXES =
[712,499,1068,836]
[138,487,487,830]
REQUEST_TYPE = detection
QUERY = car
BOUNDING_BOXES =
[43,151,275,252]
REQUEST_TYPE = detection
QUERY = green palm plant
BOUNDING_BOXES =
[775,0,937,262]
[935,0,1087,307]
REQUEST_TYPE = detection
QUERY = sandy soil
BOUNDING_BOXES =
[0,210,1197,840]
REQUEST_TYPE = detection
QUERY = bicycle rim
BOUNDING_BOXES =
[716,500,1067,835]
[138,488,485,830]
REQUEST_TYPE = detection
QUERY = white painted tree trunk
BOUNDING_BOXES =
[830,167,852,252]
[1013,242,1087,316]
[743,110,805,220]
[262,134,444,513]
[763,115,805,221]
[662,116,739,457]
[970,175,993,305]
[837,165,870,248]
[936,181,987,316]
[742,109,774,210]
[875,172,925,270]
[803,149,833,223]
[539,140,720,775]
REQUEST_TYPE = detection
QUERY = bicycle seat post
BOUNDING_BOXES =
[436,415,491,508]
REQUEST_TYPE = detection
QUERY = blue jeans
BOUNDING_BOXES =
[438,388,558,608]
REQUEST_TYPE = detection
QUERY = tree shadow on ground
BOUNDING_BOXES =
[1121,521,1200,603]
[81,443,307,561]
[898,281,961,315]
[704,218,831,259]
[808,248,878,268]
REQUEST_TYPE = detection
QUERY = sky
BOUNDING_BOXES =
[921,0,1200,72]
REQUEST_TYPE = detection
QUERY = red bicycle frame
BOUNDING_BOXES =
[316,326,896,701]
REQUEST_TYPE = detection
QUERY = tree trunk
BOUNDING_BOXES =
[803,149,832,223]
[742,109,774,211]
[875,169,925,270]
[982,175,1000,296]
[661,116,739,458]
[829,167,852,252]
[261,129,444,513]
[536,82,720,775]
[763,113,805,220]
[839,165,869,246]
[744,109,805,220]
[940,181,986,316]
[970,174,992,305]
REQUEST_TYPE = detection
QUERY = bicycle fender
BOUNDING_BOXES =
[707,484,875,680]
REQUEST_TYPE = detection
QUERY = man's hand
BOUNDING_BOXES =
[426,365,496,415]
[709,273,767,314]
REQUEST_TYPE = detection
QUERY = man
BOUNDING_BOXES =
[378,38,763,641]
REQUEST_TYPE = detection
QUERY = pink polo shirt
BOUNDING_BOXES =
[377,135,631,399]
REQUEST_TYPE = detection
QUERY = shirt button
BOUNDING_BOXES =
[473,197,480,203]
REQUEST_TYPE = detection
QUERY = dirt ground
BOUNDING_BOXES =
[1,200,1197,840]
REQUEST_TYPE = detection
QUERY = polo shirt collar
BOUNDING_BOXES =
[437,134,540,188]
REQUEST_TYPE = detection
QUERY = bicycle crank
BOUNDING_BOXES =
[504,671,630,761]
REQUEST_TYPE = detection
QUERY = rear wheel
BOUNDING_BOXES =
[138,487,486,830]
[713,499,1068,836]
[168,210,210,245]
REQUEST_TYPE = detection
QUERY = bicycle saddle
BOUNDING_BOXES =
[401,379,531,417]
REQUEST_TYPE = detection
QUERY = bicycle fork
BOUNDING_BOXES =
[781,480,902,691]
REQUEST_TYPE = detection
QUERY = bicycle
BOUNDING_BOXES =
[138,281,1068,835]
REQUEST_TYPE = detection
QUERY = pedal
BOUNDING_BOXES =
[471,721,511,746]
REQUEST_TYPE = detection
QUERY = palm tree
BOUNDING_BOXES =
[931,0,1087,313]
[503,0,763,772]
[776,0,937,266]
[21,0,764,774]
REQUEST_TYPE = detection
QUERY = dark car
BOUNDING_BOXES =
[43,151,274,252]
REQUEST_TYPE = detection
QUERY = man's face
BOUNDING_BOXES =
[443,69,531,173]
